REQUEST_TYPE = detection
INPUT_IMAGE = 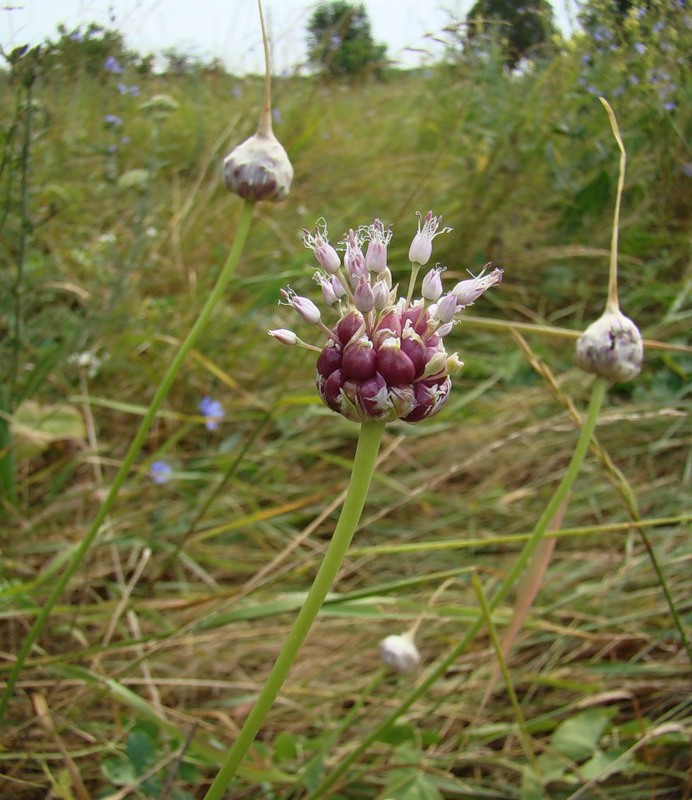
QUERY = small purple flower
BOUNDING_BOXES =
[272,107,282,124]
[129,85,139,97]
[107,144,118,154]
[150,460,173,484]
[232,86,242,98]
[199,396,224,431]
[69,28,83,42]
[634,42,646,55]
[652,21,665,34]
[663,101,676,112]
[682,163,692,178]
[117,82,128,94]
[103,55,123,74]
[103,114,122,127]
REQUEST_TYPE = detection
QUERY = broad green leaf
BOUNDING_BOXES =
[580,747,629,779]
[551,709,611,762]
[273,730,298,763]
[101,757,137,786]
[10,400,85,459]
[127,727,157,775]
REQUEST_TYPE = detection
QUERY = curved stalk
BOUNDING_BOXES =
[0,200,255,720]
[308,378,608,799]
[203,421,385,800]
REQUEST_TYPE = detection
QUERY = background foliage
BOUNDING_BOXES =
[0,1,690,797]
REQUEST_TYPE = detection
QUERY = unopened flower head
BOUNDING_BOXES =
[575,308,643,382]
[271,212,503,424]
[223,129,293,202]
[379,632,421,673]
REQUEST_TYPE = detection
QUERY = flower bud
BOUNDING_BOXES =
[319,277,339,307]
[223,130,293,202]
[372,280,390,310]
[421,267,444,301]
[432,292,458,324]
[575,308,643,382]
[354,275,375,313]
[268,328,298,346]
[379,632,420,673]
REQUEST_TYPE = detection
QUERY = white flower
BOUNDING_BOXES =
[379,632,421,673]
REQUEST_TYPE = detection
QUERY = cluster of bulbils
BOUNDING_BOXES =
[270,212,503,424]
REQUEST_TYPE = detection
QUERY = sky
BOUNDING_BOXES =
[1,1,578,74]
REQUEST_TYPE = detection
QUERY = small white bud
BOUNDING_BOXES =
[575,308,643,382]
[268,328,298,346]
[379,632,421,673]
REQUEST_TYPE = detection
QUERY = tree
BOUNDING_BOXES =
[307,2,387,79]
[466,0,557,68]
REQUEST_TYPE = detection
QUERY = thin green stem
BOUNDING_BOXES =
[0,200,255,721]
[598,97,625,314]
[308,378,608,799]
[202,421,385,800]
[471,571,539,776]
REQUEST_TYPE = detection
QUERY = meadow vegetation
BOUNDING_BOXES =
[0,4,690,798]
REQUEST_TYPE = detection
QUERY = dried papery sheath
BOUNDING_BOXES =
[272,211,502,424]
[575,308,643,382]
[379,632,421,673]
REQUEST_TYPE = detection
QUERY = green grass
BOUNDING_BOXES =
[0,14,690,800]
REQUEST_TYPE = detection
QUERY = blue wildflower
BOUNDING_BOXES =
[663,100,676,111]
[103,55,124,74]
[634,42,646,54]
[272,107,282,124]
[117,82,128,94]
[199,396,224,431]
[103,114,123,127]
[652,21,665,34]
[150,460,173,484]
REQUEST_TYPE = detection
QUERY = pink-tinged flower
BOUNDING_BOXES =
[421,267,444,301]
[199,396,224,431]
[303,220,341,273]
[363,218,391,274]
[280,288,321,325]
[268,328,298,346]
[452,266,504,306]
[408,211,452,266]
[272,212,503,424]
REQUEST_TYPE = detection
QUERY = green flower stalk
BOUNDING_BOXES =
[204,212,502,797]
